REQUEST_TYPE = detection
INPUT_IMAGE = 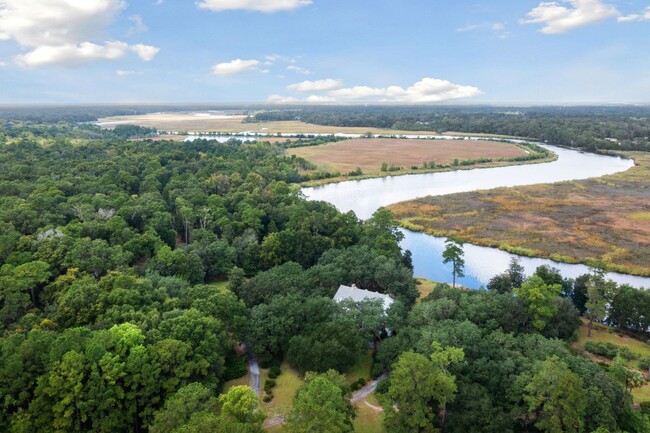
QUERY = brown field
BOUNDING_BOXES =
[98,112,447,135]
[388,152,650,276]
[288,138,527,174]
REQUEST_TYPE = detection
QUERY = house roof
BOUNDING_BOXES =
[333,285,394,310]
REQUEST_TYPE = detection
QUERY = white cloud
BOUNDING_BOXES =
[522,0,619,34]
[264,53,297,65]
[456,22,509,38]
[0,60,6,67]
[130,44,160,61]
[456,24,479,32]
[269,77,482,105]
[0,0,159,66]
[127,15,148,34]
[212,58,260,75]
[330,78,482,103]
[287,65,310,74]
[116,69,143,76]
[287,79,342,92]
[17,42,129,67]
[618,7,650,22]
[197,0,312,12]
[305,95,336,103]
[267,94,299,104]
[0,0,126,46]
[15,41,160,67]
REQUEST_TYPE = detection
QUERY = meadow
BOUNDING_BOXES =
[287,138,527,175]
[388,152,650,276]
[98,112,445,135]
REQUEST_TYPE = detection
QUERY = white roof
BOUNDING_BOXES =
[333,285,394,310]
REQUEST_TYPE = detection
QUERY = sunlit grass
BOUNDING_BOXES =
[388,152,650,276]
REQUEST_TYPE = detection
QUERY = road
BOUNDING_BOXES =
[248,351,260,397]
[262,373,388,429]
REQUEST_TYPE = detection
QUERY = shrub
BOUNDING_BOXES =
[263,392,273,403]
[264,379,276,393]
[584,341,637,360]
[640,401,650,416]
[268,365,281,379]
[351,377,367,391]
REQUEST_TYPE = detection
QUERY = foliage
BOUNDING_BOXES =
[285,376,355,433]
[522,356,587,433]
[442,238,464,288]
[514,275,562,331]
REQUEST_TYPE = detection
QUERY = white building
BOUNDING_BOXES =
[333,284,394,311]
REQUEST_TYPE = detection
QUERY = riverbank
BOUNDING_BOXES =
[387,151,650,277]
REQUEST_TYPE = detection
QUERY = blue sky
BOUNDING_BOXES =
[0,0,649,104]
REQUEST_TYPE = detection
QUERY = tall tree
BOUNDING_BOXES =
[514,275,562,331]
[285,376,354,433]
[383,343,464,433]
[442,238,464,288]
[523,356,587,433]
[585,269,618,337]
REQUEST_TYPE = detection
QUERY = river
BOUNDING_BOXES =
[302,144,650,289]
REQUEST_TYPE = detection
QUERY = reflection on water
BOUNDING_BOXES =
[303,144,648,289]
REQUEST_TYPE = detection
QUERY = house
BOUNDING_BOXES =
[333,284,394,311]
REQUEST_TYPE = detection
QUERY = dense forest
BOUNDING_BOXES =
[1,118,650,432]
[246,106,650,152]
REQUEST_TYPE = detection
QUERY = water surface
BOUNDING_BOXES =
[302,144,648,289]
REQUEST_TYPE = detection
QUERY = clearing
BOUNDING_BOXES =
[288,138,530,177]
[574,318,650,403]
[388,151,650,276]
[99,112,445,135]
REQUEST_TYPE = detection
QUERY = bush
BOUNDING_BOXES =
[264,378,276,393]
[262,392,273,403]
[223,355,248,381]
[584,341,637,360]
[351,377,367,391]
[268,365,281,379]
[640,401,650,416]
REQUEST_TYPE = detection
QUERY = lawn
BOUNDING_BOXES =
[416,278,437,301]
[352,394,385,433]
[388,152,650,276]
[576,318,650,365]
[345,351,373,384]
[261,361,304,420]
[575,318,650,403]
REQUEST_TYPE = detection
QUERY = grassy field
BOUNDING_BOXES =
[99,112,446,135]
[352,394,385,433]
[261,361,304,420]
[574,318,650,403]
[288,138,527,175]
[416,278,438,300]
[388,152,650,276]
[345,351,373,384]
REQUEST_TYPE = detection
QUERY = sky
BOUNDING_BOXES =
[0,0,649,105]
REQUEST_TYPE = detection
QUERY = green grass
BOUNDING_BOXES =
[576,318,650,403]
[352,394,385,433]
[222,370,251,394]
[262,361,304,419]
[211,280,230,291]
[345,351,373,384]
[416,278,437,301]
[577,319,650,360]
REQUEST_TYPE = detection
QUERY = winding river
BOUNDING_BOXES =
[302,144,650,289]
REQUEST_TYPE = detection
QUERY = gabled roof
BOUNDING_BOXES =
[333,285,394,310]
